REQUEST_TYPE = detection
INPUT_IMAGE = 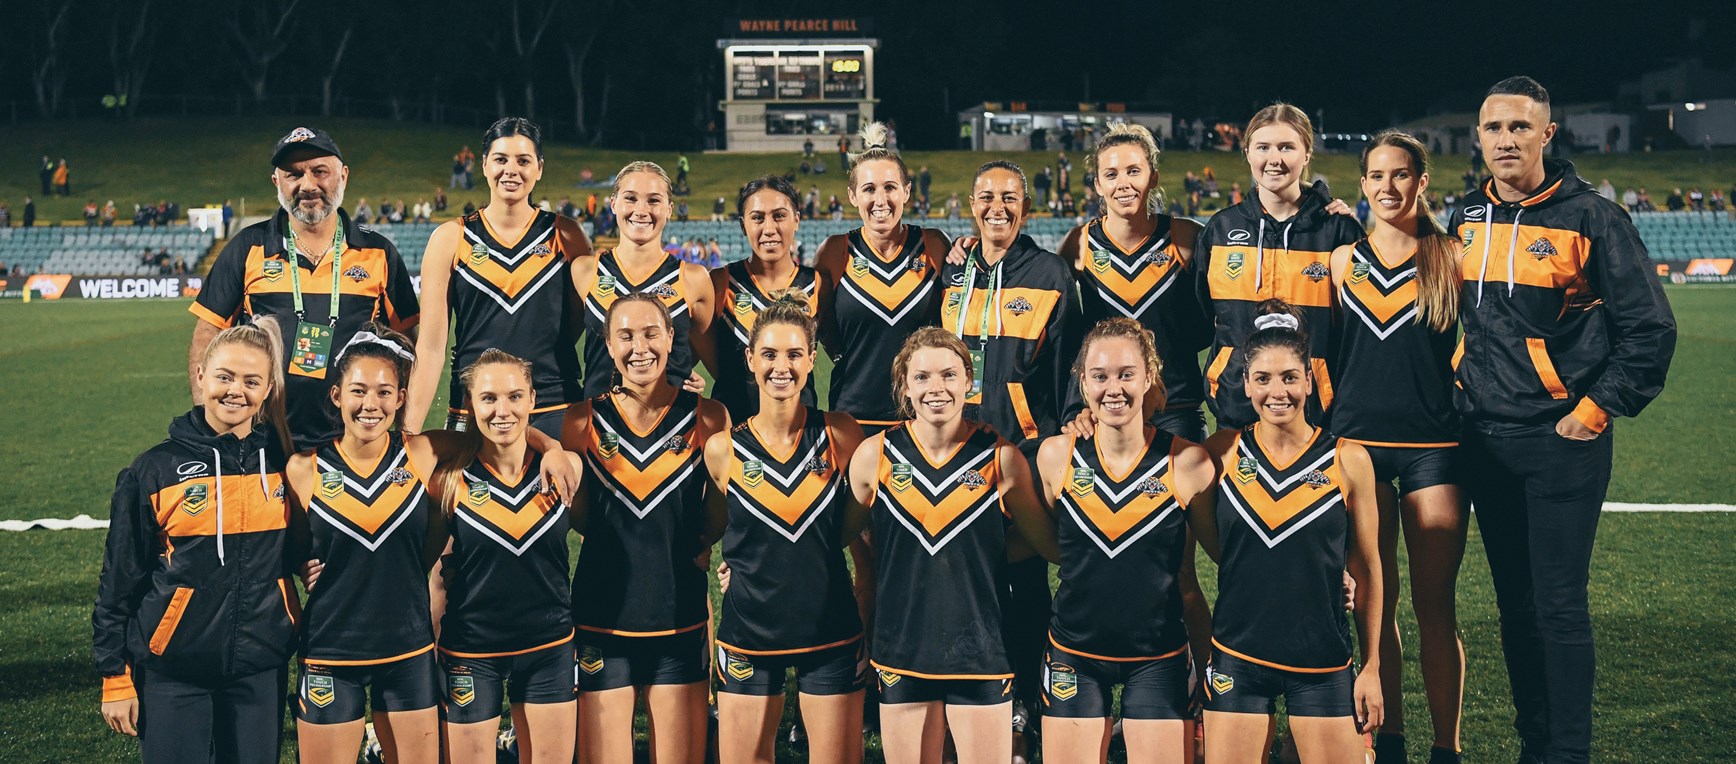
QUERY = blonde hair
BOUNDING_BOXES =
[747,288,816,351]
[889,327,973,419]
[1245,103,1316,180]
[203,316,291,456]
[1359,130,1462,333]
[847,122,911,186]
[1087,123,1163,216]
[1071,318,1167,412]
[435,348,534,515]
[612,161,672,196]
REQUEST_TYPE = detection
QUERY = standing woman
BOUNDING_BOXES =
[574,162,714,398]
[1033,319,1218,764]
[1331,131,1466,764]
[707,175,823,423]
[1058,123,1212,442]
[845,328,1059,764]
[95,319,297,763]
[429,350,584,764]
[406,118,591,437]
[705,293,870,764]
[814,121,951,436]
[1191,301,1384,764]
[564,293,731,764]
[1196,104,1363,431]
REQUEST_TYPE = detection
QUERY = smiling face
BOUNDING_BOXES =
[901,346,971,425]
[330,355,403,440]
[848,158,910,236]
[741,187,799,265]
[1245,123,1309,196]
[1080,336,1151,429]
[485,134,542,204]
[1478,94,1555,195]
[198,343,274,431]
[971,168,1029,248]
[1244,346,1312,427]
[611,171,670,246]
[272,154,347,226]
[466,363,534,447]
[607,299,674,387]
[1360,145,1428,228]
[748,322,813,404]
[1093,144,1155,220]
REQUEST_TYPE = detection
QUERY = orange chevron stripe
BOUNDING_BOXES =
[1343,277,1417,324]
[1229,461,1345,530]
[314,481,421,534]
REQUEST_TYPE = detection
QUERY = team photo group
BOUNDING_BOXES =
[90,74,1676,764]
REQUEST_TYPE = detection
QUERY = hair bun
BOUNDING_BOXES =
[1253,313,1301,332]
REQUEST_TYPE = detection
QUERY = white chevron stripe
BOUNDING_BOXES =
[312,484,425,552]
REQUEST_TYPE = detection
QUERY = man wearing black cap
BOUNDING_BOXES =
[188,127,420,452]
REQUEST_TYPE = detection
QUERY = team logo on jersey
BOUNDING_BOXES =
[1226,252,1244,280]
[595,273,616,298]
[1140,476,1168,496]
[344,265,370,282]
[526,243,553,258]
[1302,470,1332,489]
[181,483,209,515]
[599,432,619,460]
[734,292,755,314]
[850,255,870,277]
[944,291,962,315]
[578,646,605,675]
[1349,261,1371,284]
[1234,456,1258,484]
[1005,296,1033,315]
[1461,229,1476,252]
[448,675,475,706]
[1048,663,1078,701]
[1144,248,1172,266]
[742,460,764,488]
[1302,262,1329,282]
[320,470,344,499]
[665,434,689,454]
[274,484,286,500]
[262,259,285,282]
[305,674,335,707]
[1526,237,1559,259]
[467,480,490,507]
[907,257,926,272]
[726,654,755,681]
[1069,467,1095,497]
[959,470,988,490]
[949,272,966,286]
[650,283,678,300]
[469,241,490,265]
[807,455,830,475]
[890,463,913,492]
[1209,668,1234,695]
[877,669,902,687]
[1090,249,1112,274]
[1228,228,1252,243]
[386,467,413,486]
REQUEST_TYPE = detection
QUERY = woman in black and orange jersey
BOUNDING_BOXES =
[95,319,297,763]
[1329,131,1466,764]
[1196,104,1363,432]
[573,162,713,398]
[814,122,950,436]
[563,293,730,764]
[427,350,584,764]
[704,292,870,764]
[1057,124,1212,443]
[1190,301,1384,764]
[845,327,1059,764]
[705,175,823,423]
[1032,318,1217,764]
[406,118,592,438]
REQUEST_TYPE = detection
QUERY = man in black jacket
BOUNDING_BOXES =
[1451,76,1676,764]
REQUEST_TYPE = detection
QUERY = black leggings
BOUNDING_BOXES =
[1462,429,1613,764]
[138,665,286,764]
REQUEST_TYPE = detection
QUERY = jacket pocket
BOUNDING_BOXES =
[1204,347,1234,399]
[1310,358,1335,410]
[148,587,194,656]
[1524,338,1570,400]
[1005,383,1041,441]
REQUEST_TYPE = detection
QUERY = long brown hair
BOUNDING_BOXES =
[203,316,292,456]
[889,327,973,419]
[432,349,533,516]
[1359,130,1462,333]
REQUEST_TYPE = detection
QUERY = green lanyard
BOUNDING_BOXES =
[957,245,1003,345]
[284,220,345,326]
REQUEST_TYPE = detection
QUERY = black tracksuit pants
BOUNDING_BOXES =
[138,665,286,764]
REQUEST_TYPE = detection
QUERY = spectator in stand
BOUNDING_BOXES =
[803,137,815,158]
[1688,187,1705,212]
[918,164,932,203]
[39,156,52,195]
[221,199,233,234]
[155,249,174,275]
[450,153,466,189]
[814,157,827,174]
[558,196,578,219]
[1058,190,1076,217]
[154,201,172,226]
[1622,187,1639,212]
[828,194,843,221]
[54,159,70,196]
[353,198,372,225]
[595,196,615,236]
[413,199,431,223]
[800,159,812,176]
[433,187,447,212]
[1637,189,1653,212]
[1228,181,1243,206]
[711,196,726,221]
[704,238,723,268]
[586,192,599,218]
[1035,167,1053,206]
[837,134,850,169]
[1597,178,1616,201]
[1666,188,1685,211]
[1355,194,1371,226]
[141,248,155,266]
[804,185,819,219]
[1462,168,1478,193]
[23,196,35,227]
[1056,151,1072,193]
[459,145,476,189]
[1709,189,1726,213]
[102,200,117,227]
[462,199,478,216]
[676,198,690,221]
[676,153,691,189]
[946,191,961,219]
[1203,167,1220,198]
[0,201,10,228]
[390,199,407,223]
[84,200,100,226]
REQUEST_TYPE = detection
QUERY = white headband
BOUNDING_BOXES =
[1252,314,1301,332]
[336,331,414,364]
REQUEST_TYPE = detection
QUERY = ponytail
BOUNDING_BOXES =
[847,122,911,186]
[203,316,292,456]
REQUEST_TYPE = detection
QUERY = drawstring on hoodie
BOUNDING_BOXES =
[210,446,268,566]
[1252,217,1295,292]
[1473,202,1523,307]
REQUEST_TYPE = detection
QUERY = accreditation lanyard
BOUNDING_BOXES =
[955,246,1002,400]
[284,220,345,326]
[283,221,345,378]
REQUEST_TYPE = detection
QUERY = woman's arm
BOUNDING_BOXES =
[1340,440,1385,732]
[403,222,462,434]
[1000,443,1059,564]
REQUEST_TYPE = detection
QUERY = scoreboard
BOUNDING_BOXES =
[717,20,877,152]
[727,45,872,102]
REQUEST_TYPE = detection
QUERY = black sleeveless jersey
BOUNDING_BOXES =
[870,422,1012,679]
[827,226,942,425]
[1332,241,1459,446]
[303,434,435,663]
[572,391,712,636]
[713,261,819,422]
[1211,427,1352,671]
[1050,429,1190,661]
[440,452,573,657]
[1076,217,1209,412]
[717,408,862,654]
[448,210,581,413]
[581,250,695,398]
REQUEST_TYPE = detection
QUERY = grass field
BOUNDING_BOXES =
[0,290,1733,762]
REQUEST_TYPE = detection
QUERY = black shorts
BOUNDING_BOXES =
[873,666,1014,706]
[715,639,866,697]
[440,638,577,724]
[1361,445,1457,496]
[296,650,441,725]
[1152,406,1208,444]
[1202,649,1353,718]
[1040,645,1192,720]
[575,628,709,692]
[447,406,567,440]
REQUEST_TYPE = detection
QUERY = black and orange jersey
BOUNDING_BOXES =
[301,433,435,665]
[870,422,1012,679]
[1050,428,1190,661]
[1074,217,1211,413]
[1195,186,1361,429]
[191,209,420,451]
[93,409,297,702]
[717,407,862,655]
[1451,159,1676,436]
[713,261,820,422]
[826,226,943,425]
[439,452,573,658]
[1211,427,1352,672]
[581,249,695,398]
[939,235,1081,453]
[447,209,581,414]
[1332,240,1459,446]
[572,390,715,636]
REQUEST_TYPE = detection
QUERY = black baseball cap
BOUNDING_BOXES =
[271,127,344,168]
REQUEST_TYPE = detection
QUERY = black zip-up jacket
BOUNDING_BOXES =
[92,409,298,701]
[1450,159,1676,436]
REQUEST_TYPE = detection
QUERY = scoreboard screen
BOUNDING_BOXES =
[824,54,866,99]
[731,50,777,100]
[723,44,872,102]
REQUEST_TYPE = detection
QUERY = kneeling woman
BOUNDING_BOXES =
[706,292,870,764]
[845,327,1059,764]
[564,293,731,764]
[95,319,297,763]
[1191,302,1384,764]
[1033,318,1217,764]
